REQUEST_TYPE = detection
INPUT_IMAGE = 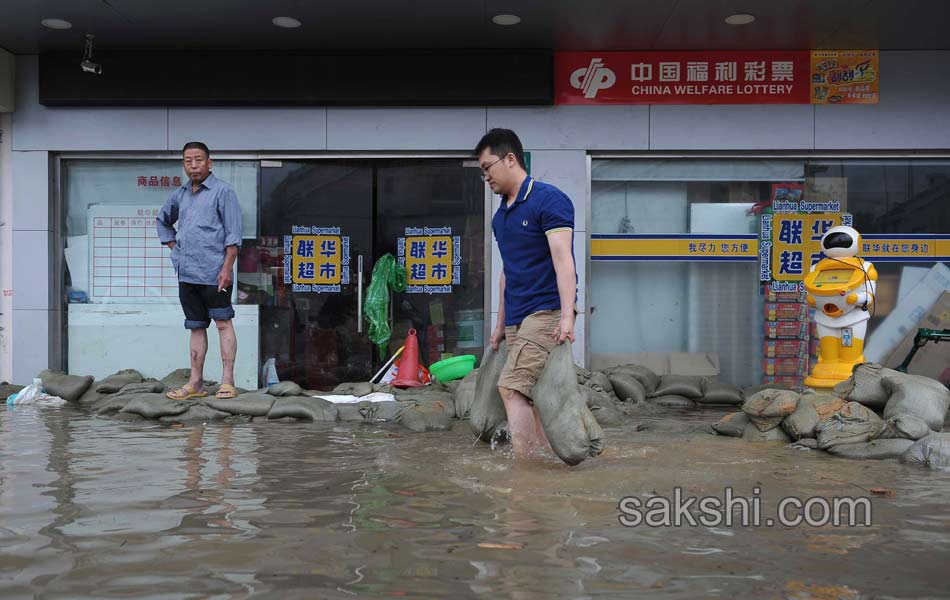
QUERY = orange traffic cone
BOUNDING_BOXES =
[392,329,424,388]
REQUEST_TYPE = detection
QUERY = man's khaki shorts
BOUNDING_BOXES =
[498,309,561,398]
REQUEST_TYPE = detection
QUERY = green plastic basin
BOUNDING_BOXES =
[428,355,477,382]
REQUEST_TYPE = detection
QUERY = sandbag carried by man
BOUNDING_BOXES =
[475,128,578,458]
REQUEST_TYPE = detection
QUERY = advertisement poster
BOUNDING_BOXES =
[397,227,461,294]
[283,226,350,293]
[810,50,879,104]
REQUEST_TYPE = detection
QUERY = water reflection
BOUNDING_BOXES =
[0,408,948,598]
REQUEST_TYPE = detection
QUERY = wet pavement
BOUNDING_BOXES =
[1,405,948,599]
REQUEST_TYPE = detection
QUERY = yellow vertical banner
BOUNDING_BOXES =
[810,50,879,104]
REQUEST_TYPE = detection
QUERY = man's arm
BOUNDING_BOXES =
[156,193,180,248]
[217,188,244,292]
[547,230,576,344]
[490,272,506,351]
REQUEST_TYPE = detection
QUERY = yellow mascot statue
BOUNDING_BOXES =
[803,225,877,390]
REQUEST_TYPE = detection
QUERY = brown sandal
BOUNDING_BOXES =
[216,383,237,399]
[166,383,208,400]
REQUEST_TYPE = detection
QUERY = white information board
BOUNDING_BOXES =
[88,204,177,303]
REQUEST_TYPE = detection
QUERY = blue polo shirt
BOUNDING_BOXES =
[492,177,575,326]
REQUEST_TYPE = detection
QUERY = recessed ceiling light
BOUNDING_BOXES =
[492,14,521,26]
[272,16,302,28]
[41,18,73,30]
[724,13,755,26]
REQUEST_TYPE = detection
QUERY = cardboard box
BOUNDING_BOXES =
[764,340,807,358]
[765,284,806,303]
[881,290,950,385]
[764,358,808,377]
[765,321,809,340]
[765,302,808,322]
[866,263,950,362]
[763,375,805,388]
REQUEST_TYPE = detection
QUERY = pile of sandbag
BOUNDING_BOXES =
[600,365,744,409]
[711,363,950,464]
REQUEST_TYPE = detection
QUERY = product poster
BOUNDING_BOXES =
[283,226,350,293]
[397,227,461,294]
[810,50,879,104]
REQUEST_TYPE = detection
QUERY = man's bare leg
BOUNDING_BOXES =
[215,319,237,386]
[188,328,209,390]
[532,407,554,454]
[499,386,551,457]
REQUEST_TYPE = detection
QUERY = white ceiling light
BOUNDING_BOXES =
[272,16,302,28]
[724,13,756,25]
[41,18,73,30]
[492,14,521,26]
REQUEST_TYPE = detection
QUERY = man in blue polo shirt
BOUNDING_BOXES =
[476,128,577,458]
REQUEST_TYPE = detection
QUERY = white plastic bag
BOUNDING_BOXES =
[8,379,43,405]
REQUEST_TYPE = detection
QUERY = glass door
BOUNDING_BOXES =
[255,160,375,390]
[241,158,485,390]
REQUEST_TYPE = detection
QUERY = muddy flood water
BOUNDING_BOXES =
[1,405,948,599]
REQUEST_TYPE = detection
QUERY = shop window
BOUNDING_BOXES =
[590,158,950,389]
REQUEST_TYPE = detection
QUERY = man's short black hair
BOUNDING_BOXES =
[182,141,210,158]
[475,128,526,170]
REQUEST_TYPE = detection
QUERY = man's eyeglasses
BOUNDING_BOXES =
[479,156,505,181]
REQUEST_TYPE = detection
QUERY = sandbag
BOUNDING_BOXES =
[115,381,166,395]
[607,373,647,403]
[337,400,401,422]
[742,389,800,432]
[579,386,624,427]
[394,401,453,432]
[95,369,144,393]
[742,422,792,442]
[38,370,94,403]
[531,343,604,466]
[161,369,215,391]
[1,384,24,403]
[649,395,697,409]
[443,379,462,394]
[267,381,303,397]
[827,439,915,460]
[604,364,660,395]
[93,395,133,415]
[267,396,339,421]
[698,379,744,405]
[333,381,374,397]
[160,404,230,423]
[77,387,108,406]
[901,433,950,469]
[876,413,933,441]
[712,411,750,438]
[792,438,819,449]
[833,363,900,408]
[469,342,509,442]
[586,372,614,396]
[651,375,703,399]
[816,402,883,449]
[882,373,950,432]
[452,369,478,420]
[120,394,195,418]
[782,394,846,440]
[205,393,276,416]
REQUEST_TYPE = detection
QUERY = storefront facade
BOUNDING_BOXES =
[3,51,950,387]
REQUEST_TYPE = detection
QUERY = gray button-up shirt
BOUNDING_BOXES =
[156,173,243,286]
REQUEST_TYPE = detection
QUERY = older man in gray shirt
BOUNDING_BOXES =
[156,141,243,401]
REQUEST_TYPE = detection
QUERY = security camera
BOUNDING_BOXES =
[80,59,102,75]
[80,34,101,75]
